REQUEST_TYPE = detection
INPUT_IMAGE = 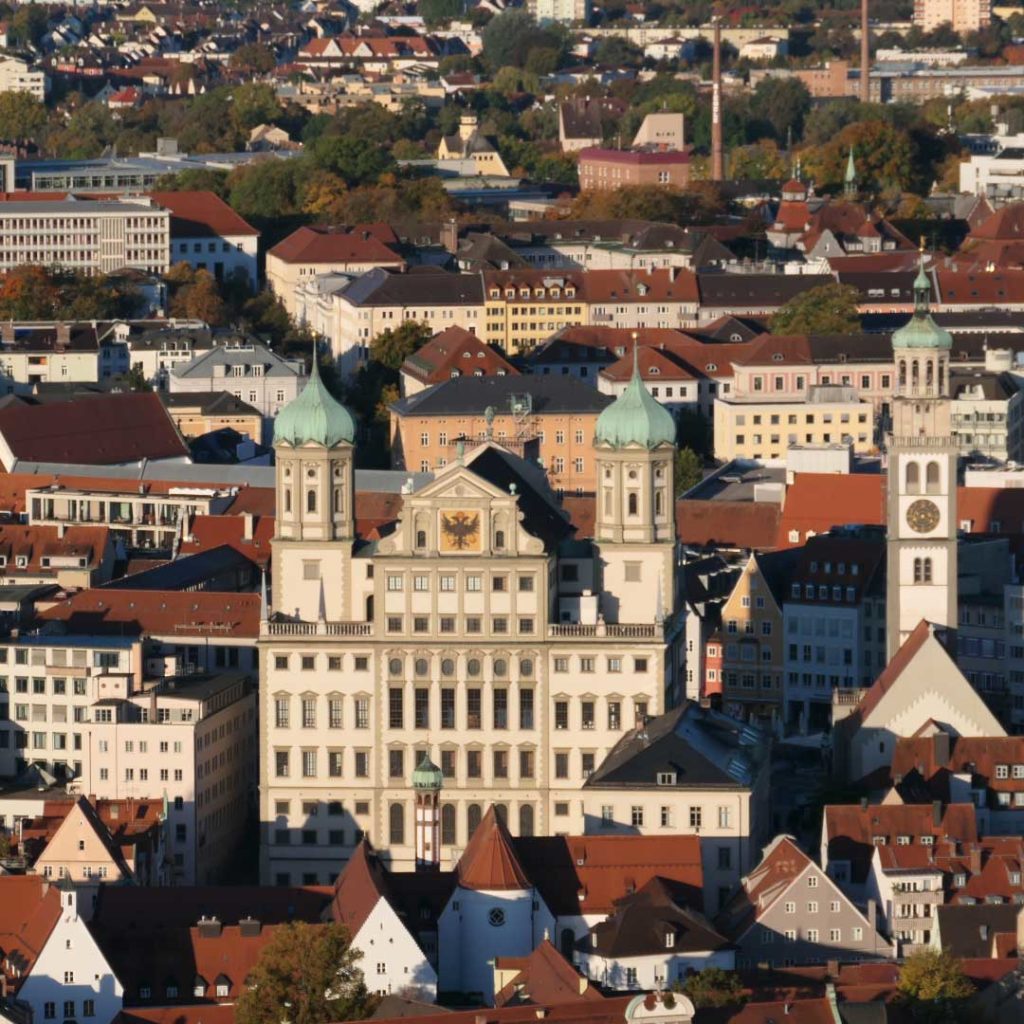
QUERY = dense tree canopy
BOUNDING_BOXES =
[770,283,861,335]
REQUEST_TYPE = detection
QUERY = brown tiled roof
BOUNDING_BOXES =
[515,834,704,916]
[937,269,1024,304]
[582,267,699,304]
[148,191,258,239]
[402,326,518,386]
[456,806,531,891]
[0,393,189,465]
[0,523,109,578]
[178,513,273,568]
[677,500,781,551]
[969,203,1024,240]
[326,839,390,937]
[600,345,696,382]
[823,802,978,885]
[891,735,1024,802]
[0,876,63,989]
[35,588,261,639]
[267,224,402,265]
[777,474,885,547]
[493,939,603,1007]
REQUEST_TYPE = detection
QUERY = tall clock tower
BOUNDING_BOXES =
[886,257,958,659]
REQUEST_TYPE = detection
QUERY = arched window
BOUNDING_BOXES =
[441,803,456,846]
[926,360,934,387]
[389,802,405,845]
[923,558,932,583]
[284,488,292,513]
[560,928,575,958]
[926,461,940,494]
[898,359,906,388]
[914,557,922,583]
[365,595,374,620]
[518,804,534,837]
[495,529,506,550]
[467,803,482,839]
[628,493,638,516]
[416,529,426,548]
[306,489,317,513]
[911,360,919,388]
[905,461,920,495]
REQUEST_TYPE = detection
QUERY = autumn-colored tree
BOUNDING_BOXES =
[770,283,861,336]
[728,139,788,182]
[0,266,59,320]
[234,922,372,1024]
[897,950,974,1023]
[301,170,349,221]
[800,121,914,195]
[170,269,227,326]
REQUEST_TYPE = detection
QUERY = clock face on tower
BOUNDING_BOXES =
[906,498,940,534]
[439,510,482,552]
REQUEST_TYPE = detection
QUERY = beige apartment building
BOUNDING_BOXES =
[713,386,875,462]
[389,375,612,495]
[0,197,170,275]
[914,0,990,33]
[0,57,46,100]
[259,361,683,885]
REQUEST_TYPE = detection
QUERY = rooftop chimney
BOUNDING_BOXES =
[932,731,950,767]
[197,915,222,938]
[933,800,943,827]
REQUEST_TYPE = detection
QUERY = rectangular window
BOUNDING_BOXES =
[519,749,534,778]
[466,689,481,729]
[555,752,569,778]
[493,689,507,729]
[388,688,403,729]
[355,697,369,728]
[441,688,455,729]
[388,749,404,778]
[302,750,316,777]
[414,688,429,729]
[519,689,534,729]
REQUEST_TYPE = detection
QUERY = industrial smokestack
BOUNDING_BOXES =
[712,16,723,182]
[860,0,870,105]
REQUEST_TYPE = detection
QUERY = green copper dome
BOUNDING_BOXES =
[595,349,677,449]
[274,359,356,448]
[892,257,952,350]
[412,754,443,790]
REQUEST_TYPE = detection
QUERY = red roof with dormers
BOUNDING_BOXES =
[823,800,979,885]
[0,876,63,989]
[0,522,109,578]
[178,513,273,568]
[891,735,1024,806]
[35,588,261,638]
[456,806,531,891]
[402,326,518,387]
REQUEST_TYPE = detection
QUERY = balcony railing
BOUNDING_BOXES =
[549,622,660,639]
[265,620,373,637]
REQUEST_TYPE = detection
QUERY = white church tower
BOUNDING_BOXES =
[412,754,443,871]
[886,257,958,658]
[592,345,678,626]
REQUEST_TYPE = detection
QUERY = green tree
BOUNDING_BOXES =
[370,321,433,371]
[118,364,152,392]
[310,135,394,186]
[728,139,788,181]
[8,3,48,48]
[234,922,372,1024]
[0,92,46,142]
[802,120,916,194]
[771,283,861,335]
[170,269,227,326]
[419,0,464,27]
[681,966,746,1008]
[676,408,712,457]
[749,77,811,143]
[231,83,281,133]
[154,167,230,197]
[897,950,974,1023]
[227,159,302,221]
[480,10,564,71]
[229,43,277,76]
[674,447,704,496]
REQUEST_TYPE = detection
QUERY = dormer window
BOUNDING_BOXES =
[705,363,717,372]
[15,556,26,568]
[665,931,675,949]
[920,835,934,845]
[657,771,676,786]
[896,835,911,846]
[489,288,500,299]
[140,987,152,1000]
[996,765,1010,779]
[566,287,575,297]
[954,873,967,887]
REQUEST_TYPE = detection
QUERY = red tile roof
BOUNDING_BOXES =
[677,499,782,551]
[0,393,189,465]
[600,344,696,382]
[456,806,531,891]
[0,521,109,578]
[402,326,518,386]
[823,802,979,884]
[579,146,691,166]
[0,876,63,988]
[777,473,885,547]
[36,587,260,638]
[582,267,699,304]
[147,190,258,238]
[178,513,273,569]
[891,735,1024,801]
[267,224,402,265]
[327,839,390,937]
[493,940,603,1007]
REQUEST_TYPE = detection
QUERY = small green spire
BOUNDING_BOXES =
[893,254,952,351]
[412,753,443,790]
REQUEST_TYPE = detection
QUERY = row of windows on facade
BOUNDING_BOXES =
[420,429,591,447]
[384,571,537,592]
[734,411,870,427]
[707,670,778,689]
[177,241,244,254]
[270,652,648,676]
[271,744,619,782]
[0,647,121,669]
[273,691,642,732]
[760,926,864,944]
[42,997,95,1019]
[747,373,891,393]
[736,433,868,451]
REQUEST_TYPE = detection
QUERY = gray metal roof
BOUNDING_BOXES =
[340,267,485,307]
[391,375,612,417]
[171,342,303,380]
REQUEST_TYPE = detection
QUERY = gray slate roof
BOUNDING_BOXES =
[171,342,303,380]
[391,375,612,417]
[341,267,485,307]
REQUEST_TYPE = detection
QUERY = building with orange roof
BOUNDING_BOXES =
[716,835,895,969]
[267,223,404,318]
[0,522,115,588]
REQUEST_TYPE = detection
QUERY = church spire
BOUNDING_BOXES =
[844,145,857,198]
